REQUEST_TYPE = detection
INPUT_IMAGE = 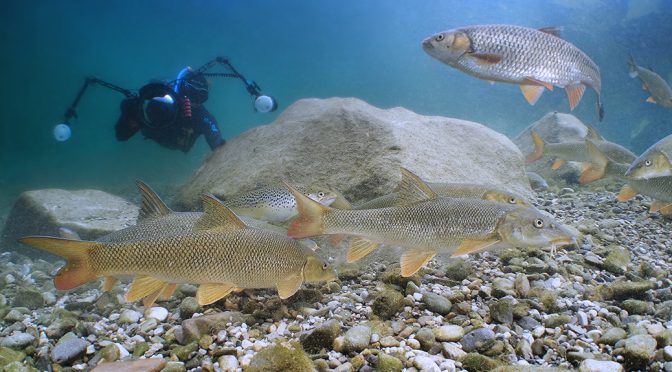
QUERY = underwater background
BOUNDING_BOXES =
[2,0,672,221]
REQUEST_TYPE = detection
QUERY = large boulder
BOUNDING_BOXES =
[1,189,138,258]
[512,112,589,187]
[174,97,532,210]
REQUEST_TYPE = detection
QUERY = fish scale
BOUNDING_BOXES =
[628,177,672,203]
[459,25,600,90]
[90,229,308,287]
[325,198,513,252]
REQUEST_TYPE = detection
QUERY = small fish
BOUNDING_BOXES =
[18,195,337,306]
[354,168,531,209]
[617,176,672,215]
[526,172,549,190]
[578,139,631,184]
[423,24,604,120]
[286,171,575,277]
[628,55,672,108]
[219,184,339,222]
[526,130,636,169]
[625,134,672,179]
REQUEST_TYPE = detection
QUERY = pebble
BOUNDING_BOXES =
[433,325,464,342]
[343,325,371,352]
[119,309,141,324]
[422,293,452,315]
[461,328,495,352]
[380,336,400,347]
[413,355,440,372]
[51,333,88,364]
[147,307,168,321]
[0,332,35,349]
[578,359,624,372]
[218,355,239,371]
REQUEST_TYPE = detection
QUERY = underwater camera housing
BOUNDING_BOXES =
[55,57,277,141]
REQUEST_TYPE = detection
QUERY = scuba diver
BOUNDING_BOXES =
[55,57,277,153]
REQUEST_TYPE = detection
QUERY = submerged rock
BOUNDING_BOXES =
[175,311,254,344]
[91,358,167,372]
[1,189,138,257]
[246,342,313,372]
[51,332,87,364]
[300,319,342,353]
[174,97,532,210]
[422,293,452,315]
[372,289,404,320]
[343,325,372,352]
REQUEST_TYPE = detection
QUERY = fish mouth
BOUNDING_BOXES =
[550,235,577,248]
[421,38,434,51]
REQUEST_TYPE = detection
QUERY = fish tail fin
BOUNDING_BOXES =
[579,139,608,184]
[597,95,605,122]
[285,182,330,238]
[526,131,545,163]
[628,54,638,78]
[17,237,98,290]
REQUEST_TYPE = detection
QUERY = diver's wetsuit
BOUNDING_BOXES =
[114,77,224,153]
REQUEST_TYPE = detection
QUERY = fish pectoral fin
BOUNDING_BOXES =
[565,84,586,111]
[142,287,165,309]
[616,185,637,202]
[526,131,545,164]
[520,85,545,105]
[277,273,303,299]
[136,180,173,221]
[195,194,248,232]
[658,202,672,215]
[159,283,178,300]
[646,96,656,103]
[538,26,563,38]
[126,275,167,303]
[649,200,666,213]
[197,283,237,306]
[346,237,380,263]
[102,276,119,292]
[395,167,438,206]
[468,52,502,65]
[523,77,554,91]
[551,159,566,170]
[452,239,501,257]
[400,249,436,277]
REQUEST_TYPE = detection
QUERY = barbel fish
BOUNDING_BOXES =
[628,55,672,108]
[286,171,575,277]
[626,134,672,179]
[422,24,603,120]
[19,195,336,306]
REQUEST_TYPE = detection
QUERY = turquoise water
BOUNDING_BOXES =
[1,0,671,212]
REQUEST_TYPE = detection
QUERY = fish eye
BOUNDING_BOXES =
[318,191,325,198]
[533,219,544,228]
[508,197,517,204]
[322,263,328,270]
[435,34,444,42]
[645,160,652,166]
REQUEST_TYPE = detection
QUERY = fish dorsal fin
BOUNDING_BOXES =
[346,237,380,263]
[616,185,636,202]
[538,26,563,38]
[520,85,545,105]
[396,168,438,205]
[136,180,172,221]
[195,194,247,232]
[126,275,167,303]
[197,283,238,305]
[469,53,502,65]
[585,125,604,141]
[276,272,303,299]
[452,239,501,257]
[400,248,436,277]
[579,139,608,184]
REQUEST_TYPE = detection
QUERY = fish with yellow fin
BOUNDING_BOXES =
[578,139,632,184]
[617,176,672,216]
[354,169,531,209]
[525,130,635,170]
[19,195,336,306]
[422,24,604,120]
[625,133,672,180]
[628,55,672,108]
[286,169,575,277]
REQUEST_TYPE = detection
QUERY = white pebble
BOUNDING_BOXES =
[115,343,130,358]
[241,339,253,349]
[148,307,169,322]
[413,355,440,372]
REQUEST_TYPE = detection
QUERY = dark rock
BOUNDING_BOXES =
[461,328,495,353]
[300,319,341,354]
[51,332,88,364]
[175,311,254,344]
[246,342,313,372]
[415,328,435,351]
[490,300,513,325]
[372,289,404,320]
[422,293,452,315]
[12,288,44,310]
[445,258,473,281]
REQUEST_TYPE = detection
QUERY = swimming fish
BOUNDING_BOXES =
[422,24,603,120]
[617,176,672,215]
[628,55,672,108]
[625,133,672,179]
[286,172,575,277]
[526,131,635,169]
[354,168,531,209]
[219,184,339,222]
[578,139,631,184]
[18,195,336,306]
